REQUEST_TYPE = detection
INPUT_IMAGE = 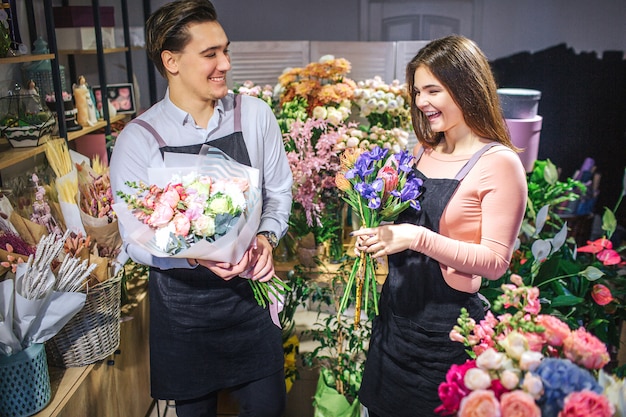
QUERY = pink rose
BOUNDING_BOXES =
[147,203,174,228]
[591,284,614,306]
[558,390,615,417]
[160,184,182,208]
[500,390,540,417]
[171,213,190,236]
[563,328,610,370]
[458,390,501,417]
[536,314,571,347]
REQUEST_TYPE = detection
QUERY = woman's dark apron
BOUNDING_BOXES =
[359,143,498,417]
[131,95,283,401]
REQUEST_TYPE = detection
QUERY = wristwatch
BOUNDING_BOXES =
[258,231,279,249]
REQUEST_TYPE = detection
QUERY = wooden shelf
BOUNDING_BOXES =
[0,54,55,64]
[34,365,95,417]
[58,47,129,55]
[0,114,127,170]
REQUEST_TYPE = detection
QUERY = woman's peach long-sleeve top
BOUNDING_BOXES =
[409,145,528,293]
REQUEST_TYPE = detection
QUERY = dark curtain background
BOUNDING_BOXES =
[491,44,626,229]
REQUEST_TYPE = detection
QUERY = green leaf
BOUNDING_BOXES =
[550,294,584,307]
[601,207,617,239]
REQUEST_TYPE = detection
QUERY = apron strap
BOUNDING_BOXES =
[454,142,501,181]
[131,118,167,147]
[131,94,243,147]
[234,93,242,132]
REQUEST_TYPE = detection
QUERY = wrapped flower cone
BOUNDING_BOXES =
[8,211,47,247]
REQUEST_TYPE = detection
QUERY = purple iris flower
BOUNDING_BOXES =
[368,146,389,162]
[392,176,423,210]
[355,178,384,209]
[346,153,376,180]
[394,150,415,173]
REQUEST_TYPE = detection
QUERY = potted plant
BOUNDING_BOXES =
[0,84,56,148]
[480,159,626,367]
[300,265,372,417]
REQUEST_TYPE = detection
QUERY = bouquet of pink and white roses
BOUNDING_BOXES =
[114,147,289,308]
[436,274,625,417]
[117,173,250,255]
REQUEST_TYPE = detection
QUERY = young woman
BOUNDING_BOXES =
[352,35,528,417]
[109,1,292,416]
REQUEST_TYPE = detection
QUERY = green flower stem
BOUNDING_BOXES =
[536,272,581,288]
[249,276,291,308]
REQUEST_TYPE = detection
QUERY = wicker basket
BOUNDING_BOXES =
[46,274,122,367]
[0,343,51,417]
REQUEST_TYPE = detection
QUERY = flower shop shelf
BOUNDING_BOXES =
[0,114,127,171]
[57,47,129,56]
[0,54,55,65]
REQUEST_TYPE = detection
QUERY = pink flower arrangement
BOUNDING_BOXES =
[436,274,622,417]
[284,117,346,227]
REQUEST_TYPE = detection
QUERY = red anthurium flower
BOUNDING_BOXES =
[577,237,612,254]
[578,237,622,266]
[591,284,614,306]
[597,249,621,265]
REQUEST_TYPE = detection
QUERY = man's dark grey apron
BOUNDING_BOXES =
[359,143,498,417]
[131,95,283,401]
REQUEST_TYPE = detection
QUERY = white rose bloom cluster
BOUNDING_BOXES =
[353,76,409,119]
[336,125,409,153]
[311,100,352,125]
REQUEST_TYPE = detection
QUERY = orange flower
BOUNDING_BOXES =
[335,172,351,192]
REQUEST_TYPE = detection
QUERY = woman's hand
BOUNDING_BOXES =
[352,224,418,258]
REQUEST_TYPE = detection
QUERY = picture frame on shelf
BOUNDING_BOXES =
[93,83,136,115]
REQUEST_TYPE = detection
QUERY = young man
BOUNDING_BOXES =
[109,1,292,416]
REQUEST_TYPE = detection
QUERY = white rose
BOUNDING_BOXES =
[192,214,215,236]
[312,106,327,120]
[499,369,520,390]
[464,368,492,391]
[519,351,544,371]
[346,136,360,148]
[522,372,544,399]
[476,348,506,370]
[498,331,529,361]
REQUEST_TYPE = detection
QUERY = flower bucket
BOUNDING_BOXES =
[0,343,51,417]
[313,369,361,417]
[45,273,122,367]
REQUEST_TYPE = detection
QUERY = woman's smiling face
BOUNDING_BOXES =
[413,65,465,134]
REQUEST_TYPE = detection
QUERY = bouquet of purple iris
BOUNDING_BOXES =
[335,145,423,327]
